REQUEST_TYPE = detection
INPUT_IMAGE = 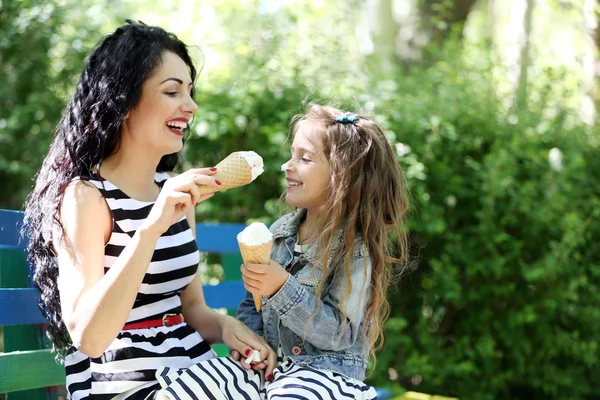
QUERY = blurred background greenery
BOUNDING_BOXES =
[1,0,599,398]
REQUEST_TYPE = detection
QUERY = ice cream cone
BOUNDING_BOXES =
[199,152,262,194]
[237,239,272,312]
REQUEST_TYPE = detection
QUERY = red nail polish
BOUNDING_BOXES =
[245,349,252,357]
[267,374,274,382]
[210,167,217,171]
[215,180,222,185]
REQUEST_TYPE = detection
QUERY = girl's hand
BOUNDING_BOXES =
[221,317,277,380]
[241,260,289,297]
[142,168,220,236]
[231,340,271,375]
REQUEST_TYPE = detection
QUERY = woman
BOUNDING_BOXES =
[24,20,275,399]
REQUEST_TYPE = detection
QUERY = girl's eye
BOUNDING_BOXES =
[165,91,178,97]
[301,157,311,163]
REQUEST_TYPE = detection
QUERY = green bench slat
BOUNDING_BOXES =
[0,350,65,393]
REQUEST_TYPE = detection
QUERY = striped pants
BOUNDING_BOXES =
[156,356,378,400]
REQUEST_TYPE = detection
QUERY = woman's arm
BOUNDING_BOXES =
[57,181,162,358]
[58,169,218,358]
[180,272,233,344]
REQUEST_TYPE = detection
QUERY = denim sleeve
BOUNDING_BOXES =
[237,288,264,336]
[267,254,372,351]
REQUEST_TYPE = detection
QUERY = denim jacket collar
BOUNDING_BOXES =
[272,208,344,270]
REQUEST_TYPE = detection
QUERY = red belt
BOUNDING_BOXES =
[122,313,185,330]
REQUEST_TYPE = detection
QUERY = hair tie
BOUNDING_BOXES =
[336,113,358,123]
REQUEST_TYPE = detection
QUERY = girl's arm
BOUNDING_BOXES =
[244,255,371,352]
[237,289,264,336]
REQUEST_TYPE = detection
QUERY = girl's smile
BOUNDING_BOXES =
[285,176,303,189]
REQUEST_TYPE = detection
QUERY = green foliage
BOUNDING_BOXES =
[365,46,600,400]
[0,0,127,209]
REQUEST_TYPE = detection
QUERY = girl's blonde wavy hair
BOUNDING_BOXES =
[290,103,409,366]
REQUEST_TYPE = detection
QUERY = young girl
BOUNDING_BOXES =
[156,103,409,399]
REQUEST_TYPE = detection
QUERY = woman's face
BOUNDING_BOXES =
[123,51,198,156]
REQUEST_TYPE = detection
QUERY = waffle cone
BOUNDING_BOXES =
[237,239,273,312]
[199,153,253,194]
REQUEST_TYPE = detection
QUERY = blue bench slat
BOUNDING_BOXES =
[202,280,246,309]
[0,288,44,325]
[0,209,245,253]
[0,281,246,326]
[0,209,26,248]
[375,389,392,400]
[195,222,246,253]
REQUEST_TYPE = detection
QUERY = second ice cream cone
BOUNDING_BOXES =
[238,240,272,311]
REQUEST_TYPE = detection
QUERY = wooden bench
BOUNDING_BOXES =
[0,209,392,399]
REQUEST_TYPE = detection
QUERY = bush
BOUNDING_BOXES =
[365,49,600,400]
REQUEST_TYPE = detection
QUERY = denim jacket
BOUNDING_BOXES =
[237,209,372,381]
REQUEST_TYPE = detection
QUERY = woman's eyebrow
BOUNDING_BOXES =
[160,77,183,85]
[160,77,193,86]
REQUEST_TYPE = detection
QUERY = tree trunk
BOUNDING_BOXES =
[516,0,534,112]
[358,0,401,73]
[596,2,600,119]
[581,0,598,124]
[487,0,497,46]
[419,0,479,44]
[360,0,478,64]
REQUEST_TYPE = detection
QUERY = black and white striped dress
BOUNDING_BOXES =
[64,172,216,400]
[154,242,378,400]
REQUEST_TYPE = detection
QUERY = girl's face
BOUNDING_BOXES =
[123,51,198,156]
[284,120,331,212]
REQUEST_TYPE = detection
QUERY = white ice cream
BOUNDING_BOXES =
[237,151,264,181]
[238,222,272,245]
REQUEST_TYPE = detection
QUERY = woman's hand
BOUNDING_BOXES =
[221,316,277,381]
[142,168,220,236]
[241,260,289,297]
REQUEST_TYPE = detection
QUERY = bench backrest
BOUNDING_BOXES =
[0,209,245,396]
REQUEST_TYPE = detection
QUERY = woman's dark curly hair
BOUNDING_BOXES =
[23,20,198,352]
